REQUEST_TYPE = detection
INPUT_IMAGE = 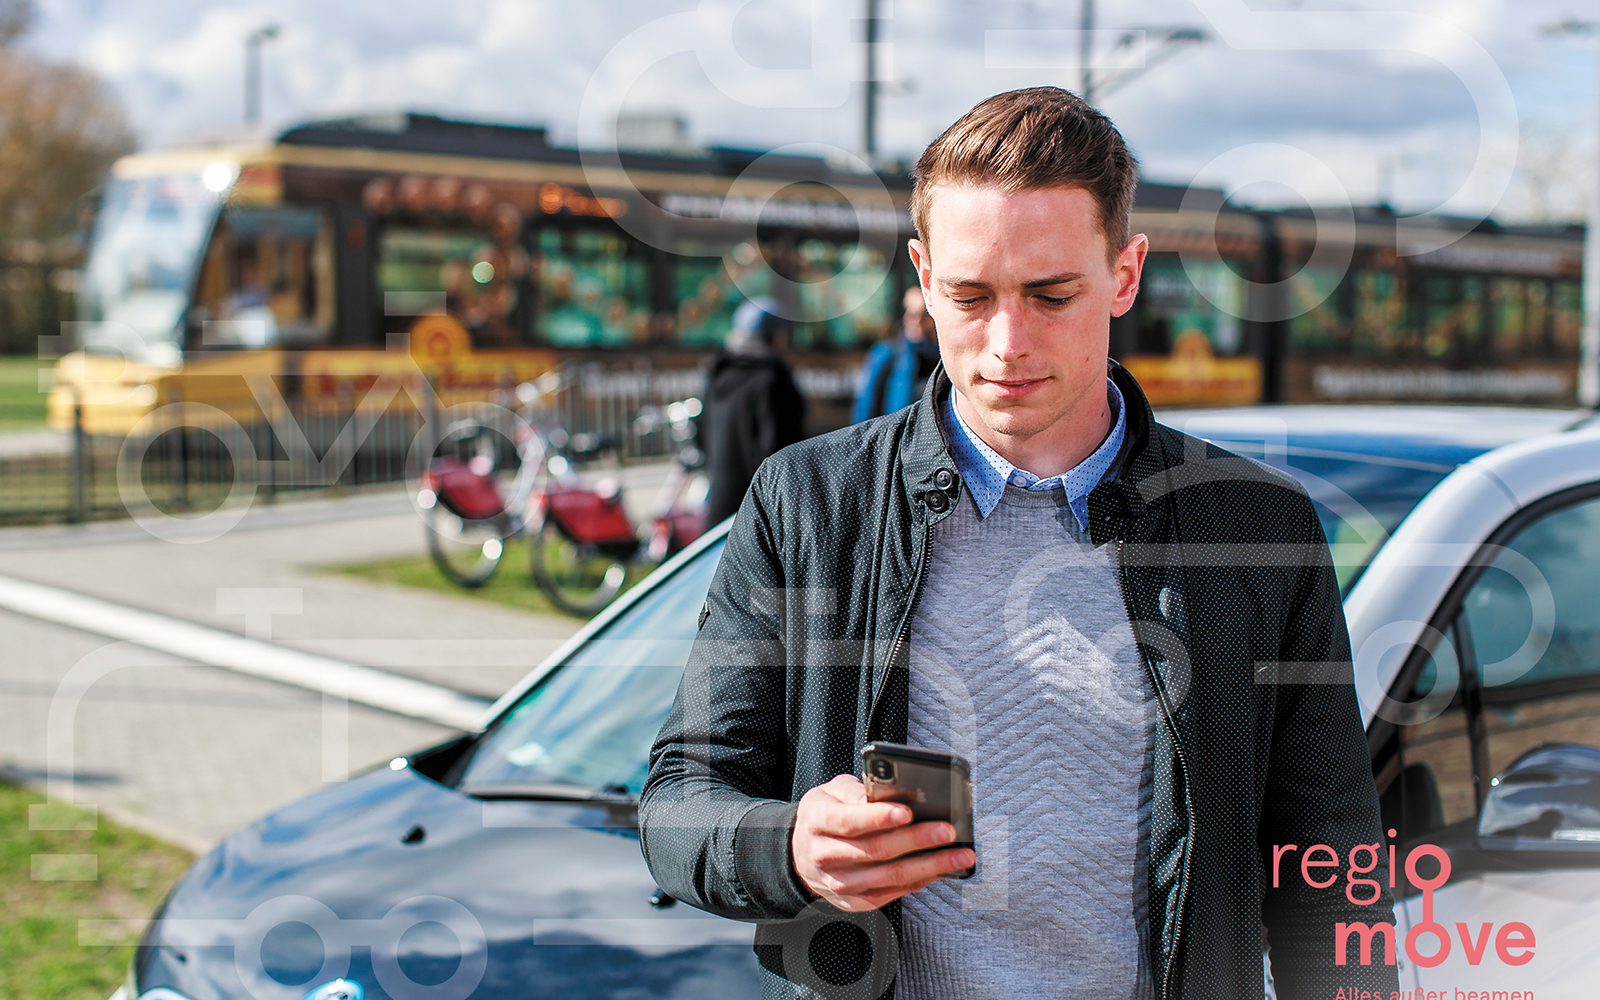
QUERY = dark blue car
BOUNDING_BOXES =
[123,404,1600,1000]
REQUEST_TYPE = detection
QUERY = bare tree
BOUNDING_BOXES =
[0,0,136,352]
[0,54,137,240]
[1502,121,1595,225]
[0,0,33,48]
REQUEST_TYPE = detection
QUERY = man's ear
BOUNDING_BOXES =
[1110,234,1147,319]
[907,238,933,300]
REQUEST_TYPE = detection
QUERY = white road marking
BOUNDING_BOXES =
[0,574,490,731]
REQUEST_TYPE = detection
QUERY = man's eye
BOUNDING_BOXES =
[1037,294,1073,306]
[951,296,984,307]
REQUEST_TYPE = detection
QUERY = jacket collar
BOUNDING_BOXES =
[901,359,1156,541]
[898,364,961,523]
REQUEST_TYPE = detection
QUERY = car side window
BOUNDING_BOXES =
[1390,625,1478,846]
[1460,494,1600,781]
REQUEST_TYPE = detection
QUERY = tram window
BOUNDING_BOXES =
[1131,256,1248,357]
[378,227,524,348]
[1287,265,1345,354]
[794,240,891,349]
[673,240,772,348]
[193,205,334,347]
[1552,281,1582,355]
[533,227,650,347]
[1489,276,1577,360]
[1421,276,1487,359]
[671,238,891,350]
[1490,278,1527,357]
[1352,270,1405,355]
[1527,280,1550,353]
[82,173,218,365]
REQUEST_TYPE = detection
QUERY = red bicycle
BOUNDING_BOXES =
[418,379,708,615]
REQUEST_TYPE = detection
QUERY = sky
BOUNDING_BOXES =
[23,0,1600,224]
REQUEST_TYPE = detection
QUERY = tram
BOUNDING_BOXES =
[48,111,1588,439]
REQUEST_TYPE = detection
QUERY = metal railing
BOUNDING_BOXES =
[0,360,722,526]
[0,402,428,526]
[556,362,706,463]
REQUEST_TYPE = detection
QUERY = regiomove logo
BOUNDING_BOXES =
[1271,836,1536,971]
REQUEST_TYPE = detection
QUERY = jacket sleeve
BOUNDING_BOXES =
[1259,502,1400,1000]
[639,464,815,922]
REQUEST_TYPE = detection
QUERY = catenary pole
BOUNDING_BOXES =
[1583,48,1600,406]
[1080,0,1095,104]
[864,0,879,161]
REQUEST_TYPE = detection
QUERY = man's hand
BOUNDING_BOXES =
[792,773,975,912]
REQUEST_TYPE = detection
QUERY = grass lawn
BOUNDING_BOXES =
[0,356,49,431]
[332,550,604,619]
[0,782,195,1000]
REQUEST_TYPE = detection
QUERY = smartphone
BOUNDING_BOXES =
[860,742,977,879]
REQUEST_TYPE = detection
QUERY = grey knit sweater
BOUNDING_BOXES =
[896,483,1157,1000]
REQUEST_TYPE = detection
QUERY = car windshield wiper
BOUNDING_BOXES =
[460,782,637,804]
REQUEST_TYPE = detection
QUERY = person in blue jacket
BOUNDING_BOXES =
[852,285,940,422]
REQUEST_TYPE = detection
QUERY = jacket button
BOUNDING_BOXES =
[925,490,949,513]
[933,468,955,490]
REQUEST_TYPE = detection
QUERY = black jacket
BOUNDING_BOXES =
[642,364,1398,1000]
[701,349,807,526]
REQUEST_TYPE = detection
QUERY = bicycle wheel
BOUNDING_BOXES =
[530,518,628,616]
[425,504,507,588]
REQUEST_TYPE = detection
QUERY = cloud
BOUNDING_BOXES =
[24,0,1600,222]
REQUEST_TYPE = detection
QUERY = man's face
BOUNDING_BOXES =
[909,184,1145,451]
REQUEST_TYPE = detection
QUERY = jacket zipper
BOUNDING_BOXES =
[869,519,932,740]
[1117,546,1195,1000]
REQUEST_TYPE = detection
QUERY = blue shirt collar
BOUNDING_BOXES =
[942,378,1127,530]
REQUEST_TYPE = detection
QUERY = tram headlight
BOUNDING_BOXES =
[201,162,236,193]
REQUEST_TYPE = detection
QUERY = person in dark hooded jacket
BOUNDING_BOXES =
[700,296,806,526]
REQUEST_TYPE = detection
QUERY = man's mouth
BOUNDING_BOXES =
[980,375,1049,395]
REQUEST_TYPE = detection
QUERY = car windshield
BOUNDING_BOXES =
[458,541,723,795]
[1201,442,1463,592]
[1166,408,1582,593]
[81,173,222,365]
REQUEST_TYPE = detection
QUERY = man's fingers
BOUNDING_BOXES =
[811,821,956,866]
[820,773,869,803]
[820,847,976,899]
[810,799,912,838]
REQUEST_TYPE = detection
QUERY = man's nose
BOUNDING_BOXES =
[985,299,1033,361]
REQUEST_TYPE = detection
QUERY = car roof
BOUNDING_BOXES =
[1157,404,1589,468]
[1325,416,1600,731]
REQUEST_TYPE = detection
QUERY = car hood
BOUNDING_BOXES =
[136,764,756,1000]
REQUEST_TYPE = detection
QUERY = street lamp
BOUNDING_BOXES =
[1542,18,1599,406]
[244,23,280,128]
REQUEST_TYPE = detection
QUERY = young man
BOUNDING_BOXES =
[853,285,941,422]
[642,88,1397,1000]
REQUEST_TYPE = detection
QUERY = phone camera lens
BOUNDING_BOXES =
[869,759,894,781]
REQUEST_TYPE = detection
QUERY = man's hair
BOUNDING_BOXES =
[911,87,1139,258]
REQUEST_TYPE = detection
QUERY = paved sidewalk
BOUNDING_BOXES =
[0,466,672,847]
[0,607,451,850]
